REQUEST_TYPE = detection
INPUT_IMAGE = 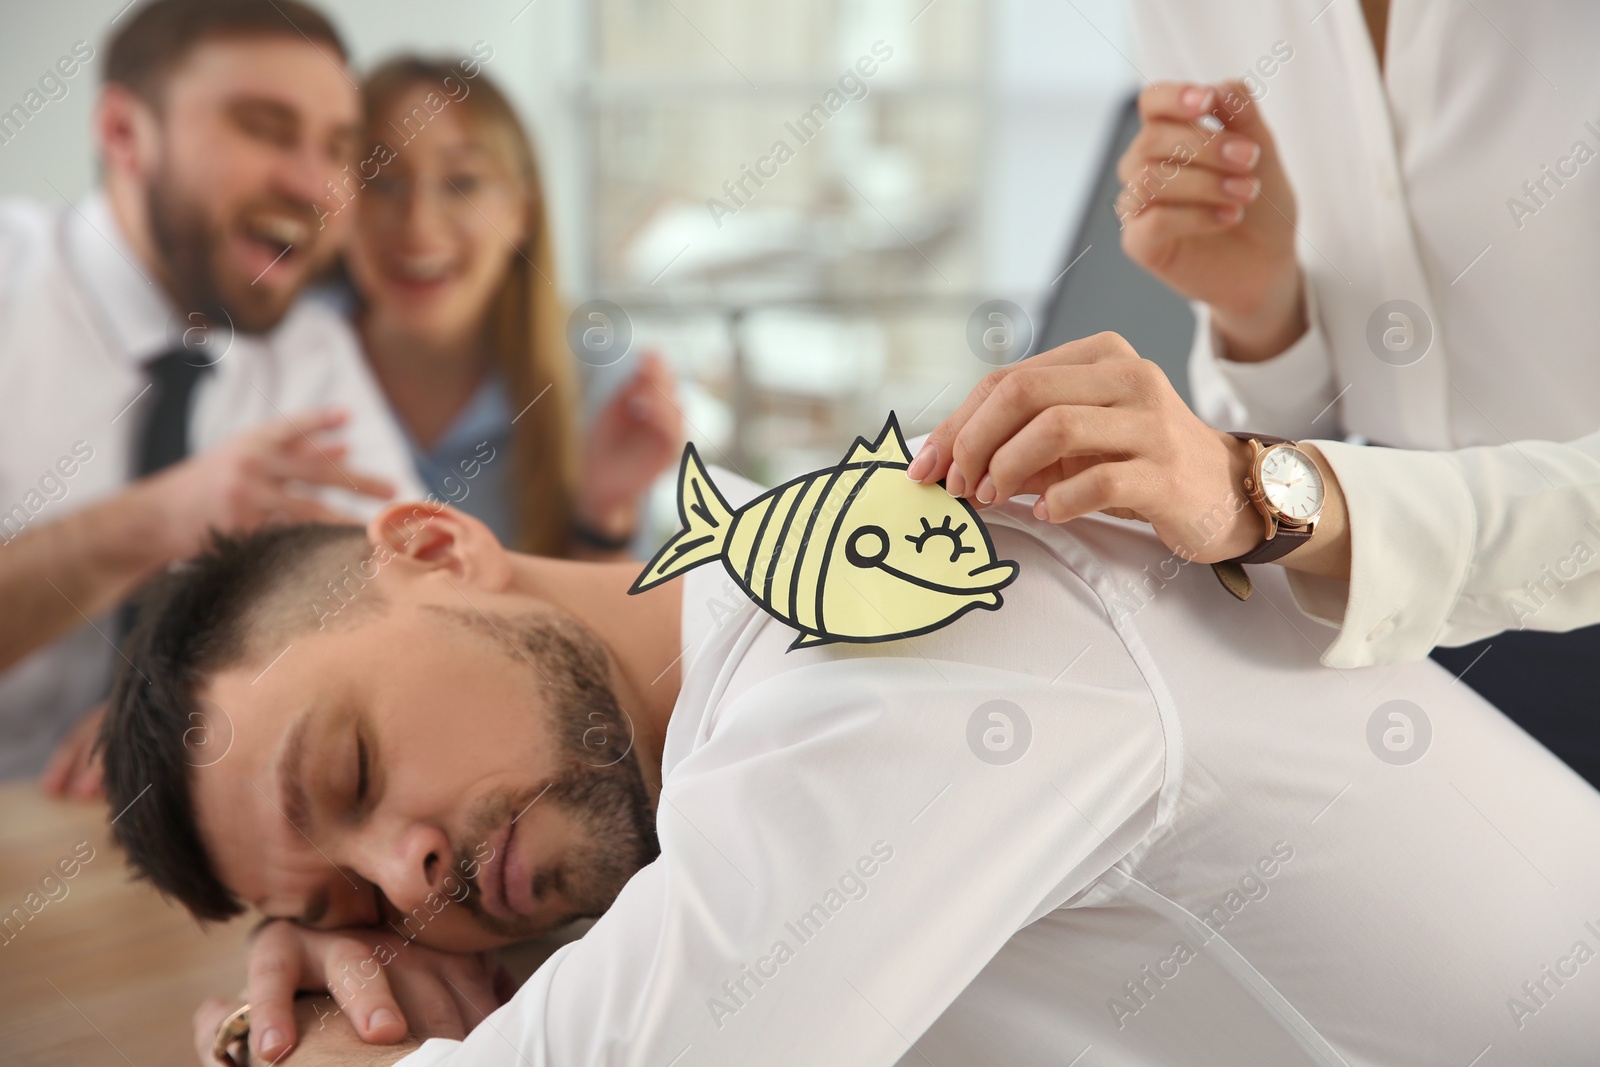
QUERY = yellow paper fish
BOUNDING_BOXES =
[630,413,1020,650]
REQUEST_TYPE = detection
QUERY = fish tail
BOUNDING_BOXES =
[629,444,736,594]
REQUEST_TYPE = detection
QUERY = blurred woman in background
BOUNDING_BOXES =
[349,56,680,558]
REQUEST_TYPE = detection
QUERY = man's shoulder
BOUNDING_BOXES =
[0,198,56,278]
[270,287,363,361]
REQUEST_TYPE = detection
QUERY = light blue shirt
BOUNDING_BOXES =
[405,372,516,546]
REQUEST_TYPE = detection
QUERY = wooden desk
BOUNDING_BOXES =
[0,781,252,1067]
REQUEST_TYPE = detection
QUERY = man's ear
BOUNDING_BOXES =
[367,502,514,592]
[94,84,159,181]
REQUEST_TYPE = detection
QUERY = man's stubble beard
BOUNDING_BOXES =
[436,607,662,942]
[145,154,320,336]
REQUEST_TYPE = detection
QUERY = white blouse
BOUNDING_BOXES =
[1131,0,1600,666]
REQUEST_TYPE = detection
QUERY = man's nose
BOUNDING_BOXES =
[275,141,346,219]
[367,821,455,915]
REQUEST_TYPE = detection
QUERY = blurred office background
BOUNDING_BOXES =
[3,0,1191,507]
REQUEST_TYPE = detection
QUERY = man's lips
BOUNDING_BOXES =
[477,820,517,922]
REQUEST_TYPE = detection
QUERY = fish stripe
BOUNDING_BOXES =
[762,479,812,620]
[772,476,829,626]
[789,463,865,630]
[738,492,779,589]
[813,462,884,635]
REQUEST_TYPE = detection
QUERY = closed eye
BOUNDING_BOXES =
[905,515,976,562]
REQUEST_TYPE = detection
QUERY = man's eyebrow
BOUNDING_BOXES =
[277,709,313,834]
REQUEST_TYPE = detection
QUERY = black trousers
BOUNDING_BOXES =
[1431,624,1600,789]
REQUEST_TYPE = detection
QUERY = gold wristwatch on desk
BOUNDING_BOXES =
[1212,433,1326,601]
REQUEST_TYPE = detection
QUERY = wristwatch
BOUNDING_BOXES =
[1225,432,1325,564]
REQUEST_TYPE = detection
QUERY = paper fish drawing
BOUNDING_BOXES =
[630,413,1020,650]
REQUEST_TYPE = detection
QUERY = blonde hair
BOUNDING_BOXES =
[361,57,579,557]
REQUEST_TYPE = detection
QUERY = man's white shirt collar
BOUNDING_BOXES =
[64,190,180,366]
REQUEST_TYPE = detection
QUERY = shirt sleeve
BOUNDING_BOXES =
[396,654,1167,1066]
[1287,434,1600,668]
[1187,291,1340,438]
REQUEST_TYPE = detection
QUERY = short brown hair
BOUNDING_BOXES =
[106,0,347,106]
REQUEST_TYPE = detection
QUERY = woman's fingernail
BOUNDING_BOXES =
[1181,85,1215,113]
[1033,498,1049,520]
[905,443,935,481]
[974,474,996,505]
[368,1009,400,1033]
[1221,138,1260,167]
[1221,176,1259,201]
[945,463,967,497]
[1213,203,1244,224]
[258,1028,285,1055]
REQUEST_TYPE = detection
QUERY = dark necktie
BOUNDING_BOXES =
[134,348,216,477]
[119,349,215,639]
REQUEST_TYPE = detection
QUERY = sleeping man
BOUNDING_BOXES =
[102,424,1600,1066]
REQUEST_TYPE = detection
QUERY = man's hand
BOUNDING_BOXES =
[39,702,106,799]
[1116,81,1306,363]
[140,407,396,562]
[908,333,1265,563]
[194,995,418,1067]
[240,919,506,1063]
[576,351,684,547]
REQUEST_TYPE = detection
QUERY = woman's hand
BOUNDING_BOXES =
[1117,81,1305,362]
[908,333,1265,564]
[577,351,684,543]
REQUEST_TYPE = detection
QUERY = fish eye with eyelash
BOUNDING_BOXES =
[906,515,976,562]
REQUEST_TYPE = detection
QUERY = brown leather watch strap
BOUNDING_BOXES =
[1225,432,1312,565]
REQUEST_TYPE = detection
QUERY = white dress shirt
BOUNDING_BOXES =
[1129,0,1600,666]
[0,193,424,779]
[398,473,1600,1067]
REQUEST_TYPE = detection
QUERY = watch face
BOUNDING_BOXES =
[1259,446,1324,522]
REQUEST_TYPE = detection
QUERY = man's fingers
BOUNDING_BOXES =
[246,931,308,1062]
[194,997,243,1067]
[268,407,349,446]
[384,967,468,1042]
[323,940,410,1044]
[260,452,396,500]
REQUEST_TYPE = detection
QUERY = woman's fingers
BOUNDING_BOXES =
[979,405,1143,504]
[1034,462,1147,524]
[913,333,1138,486]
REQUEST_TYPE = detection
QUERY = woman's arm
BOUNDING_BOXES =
[914,332,1600,668]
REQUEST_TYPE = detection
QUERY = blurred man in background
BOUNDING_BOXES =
[0,0,421,794]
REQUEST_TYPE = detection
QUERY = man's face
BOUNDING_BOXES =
[190,582,658,953]
[139,37,360,333]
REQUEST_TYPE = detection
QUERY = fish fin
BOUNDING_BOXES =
[629,444,735,594]
[787,630,834,651]
[840,411,913,468]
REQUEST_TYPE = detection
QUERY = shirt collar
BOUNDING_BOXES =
[411,371,513,464]
[64,190,182,366]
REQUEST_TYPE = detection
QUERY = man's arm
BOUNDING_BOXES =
[396,645,1168,1065]
[0,409,392,673]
